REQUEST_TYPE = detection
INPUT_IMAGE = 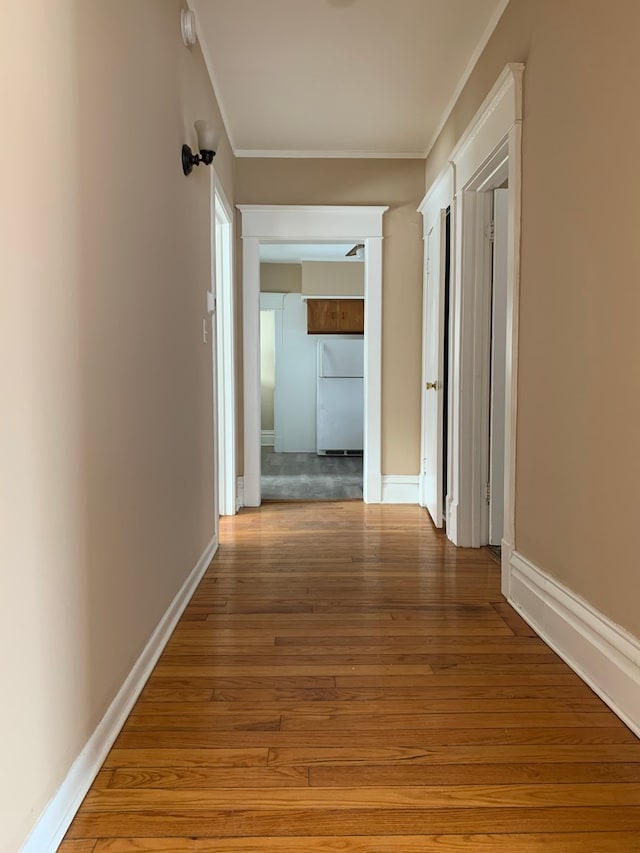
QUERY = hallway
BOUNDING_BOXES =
[61,503,640,851]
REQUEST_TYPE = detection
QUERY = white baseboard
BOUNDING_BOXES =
[20,535,218,853]
[236,476,244,510]
[446,498,459,543]
[381,475,419,504]
[508,550,640,740]
[261,430,275,447]
[500,538,513,599]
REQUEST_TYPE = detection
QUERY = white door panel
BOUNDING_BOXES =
[420,212,446,526]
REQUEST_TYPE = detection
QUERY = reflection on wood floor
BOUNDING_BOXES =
[261,445,362,500]
[61,502,640,852]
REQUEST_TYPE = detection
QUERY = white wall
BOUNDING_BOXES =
[275,295,318,452]
[260,311,275,434]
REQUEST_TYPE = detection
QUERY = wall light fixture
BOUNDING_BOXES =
[182,121,220,176]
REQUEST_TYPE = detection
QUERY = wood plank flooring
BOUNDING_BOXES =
[61,503,640,851]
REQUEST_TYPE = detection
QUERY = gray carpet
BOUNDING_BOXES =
[261,447,363,501]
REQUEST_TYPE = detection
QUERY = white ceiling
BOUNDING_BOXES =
[260,243,362,263]
[190,0,509,158]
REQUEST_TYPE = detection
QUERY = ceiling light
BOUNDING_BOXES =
[181,9,197,47]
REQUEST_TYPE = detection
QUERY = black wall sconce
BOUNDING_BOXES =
[182,120,220,176]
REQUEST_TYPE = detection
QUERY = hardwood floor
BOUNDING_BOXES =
[61,503,640,851]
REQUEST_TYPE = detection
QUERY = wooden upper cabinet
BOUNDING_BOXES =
[307,299,364,335]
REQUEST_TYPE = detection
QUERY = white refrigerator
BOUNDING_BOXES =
[316,339,364,454]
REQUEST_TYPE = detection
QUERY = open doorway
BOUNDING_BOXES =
[258,243,364,501]
[239,204,388,507]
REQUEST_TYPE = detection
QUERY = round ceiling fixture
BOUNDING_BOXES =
[181,9,197,47]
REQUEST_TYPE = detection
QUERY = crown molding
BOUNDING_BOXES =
[234,149,425,160]
[186,0,237,154]
[422,0,511,160]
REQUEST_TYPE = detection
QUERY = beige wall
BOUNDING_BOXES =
[237,159,425,475]
[302,261,364,297]
[260,263,302,293]
[425,0,640,637]
[0,2,234,849]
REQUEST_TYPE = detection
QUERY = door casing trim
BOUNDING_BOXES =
[238,205,388,506]
[418,63,524,597]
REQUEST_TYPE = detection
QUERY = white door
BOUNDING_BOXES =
[213,188,236,517]
[420,212,446,526]
[489,189,509,545]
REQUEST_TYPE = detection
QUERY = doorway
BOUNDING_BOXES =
[418,174,454,527]
[239,205,387,507]
[258,245,365,501]
[418,63,523,595]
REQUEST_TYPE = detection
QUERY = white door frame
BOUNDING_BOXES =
[210,173,237,517]
[488,188,509,547]
[238,205,388,507]
[419,63,524,595]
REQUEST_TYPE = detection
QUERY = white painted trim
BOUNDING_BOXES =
[261,430,275,446]
[211,172,237,518]
[451,65,523,191]
[362,237,383,504]
[418,163,454,219]
[502,118,523,595]
[239,206,387,506]
[239,205,389,240]
[508,551,640,740]
[420,64,523,586]
[242,236,262,507]
[235,150,425,160]
[20,535,219,853]
[236,476,244,510]
[381,475,420,504]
